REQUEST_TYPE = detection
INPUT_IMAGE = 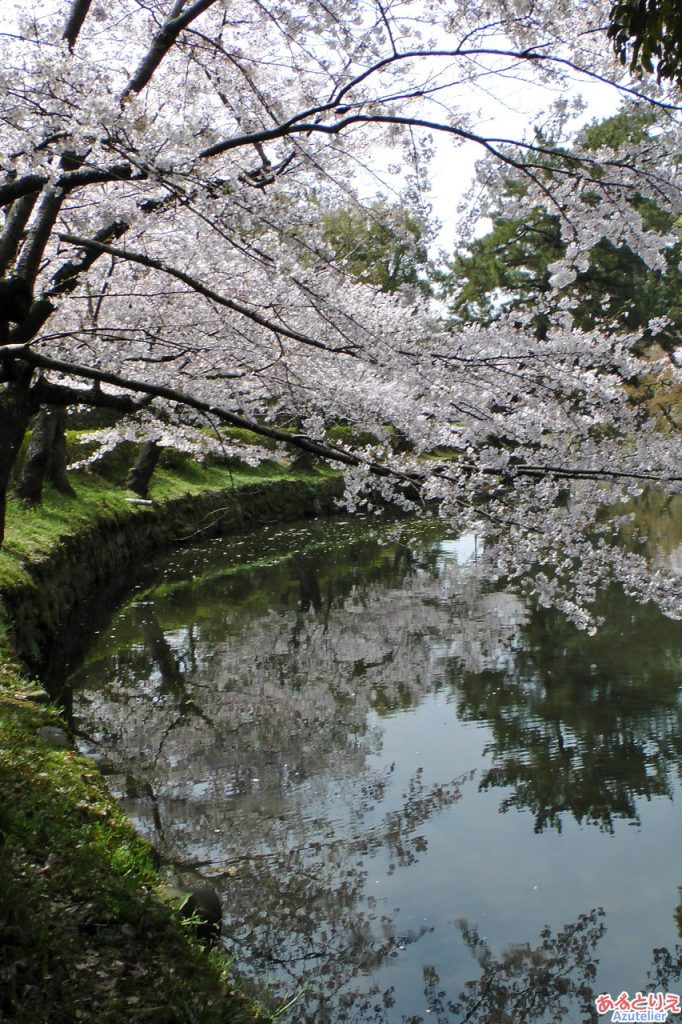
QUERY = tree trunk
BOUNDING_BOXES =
[126,440,161,497]
[0,378,35,545]
[290,449,316,471]
[16,407,74,506]
[47,407,74,495]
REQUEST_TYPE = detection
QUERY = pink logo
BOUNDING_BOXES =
[594,991,681,1022]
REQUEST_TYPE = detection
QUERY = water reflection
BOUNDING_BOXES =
[69,514,682,1022]
[455,596,682,833]
[417,909,606,1024]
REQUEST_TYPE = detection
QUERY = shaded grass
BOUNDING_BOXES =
[0,687,267,1023]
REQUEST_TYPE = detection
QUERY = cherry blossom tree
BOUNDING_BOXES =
[440,106,682,354]
[1,0,681,625]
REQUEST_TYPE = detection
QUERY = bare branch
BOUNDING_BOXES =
[58,163,139,191]
[199,112,642,190]
[0,175,48,208]
[326,44,682,114]
[377,1,399,57]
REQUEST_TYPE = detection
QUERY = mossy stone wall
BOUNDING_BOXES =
[2,475,343,695]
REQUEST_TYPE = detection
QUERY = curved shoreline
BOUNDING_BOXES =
[0,468,342,1024]
[2,471,342,689]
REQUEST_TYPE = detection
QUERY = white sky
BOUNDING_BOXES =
[428,74,623,251]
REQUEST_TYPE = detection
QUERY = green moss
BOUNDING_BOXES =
[221,426,278,449]
[325,423,382,447]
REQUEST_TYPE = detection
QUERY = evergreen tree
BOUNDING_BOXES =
[442,108,682,356]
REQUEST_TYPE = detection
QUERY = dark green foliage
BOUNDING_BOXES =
[609,0,682,87]
[321,200,433,295]
[443,201,562,337]
[325,423,383,447]
[441,108,682,353]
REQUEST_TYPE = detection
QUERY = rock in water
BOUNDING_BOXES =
[180,883,222,947]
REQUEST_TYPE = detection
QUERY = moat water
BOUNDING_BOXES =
[70,498,682,1023]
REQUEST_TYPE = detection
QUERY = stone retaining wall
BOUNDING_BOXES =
[1,474,343,695]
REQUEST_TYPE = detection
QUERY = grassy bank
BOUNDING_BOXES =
[0,457,340,1023]
[0,456,329,593]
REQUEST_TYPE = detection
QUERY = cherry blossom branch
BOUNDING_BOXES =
[326,45,682,113]
[199,113,660,221]
[33,378,151,414]
[201,111,663,195]
[56,233,361,354]
[3,222,130,345]
[46,221,129,299]
[5,342,677,490]
[201,45,680,164]
[3,344,421,487]
[121,0,219,99]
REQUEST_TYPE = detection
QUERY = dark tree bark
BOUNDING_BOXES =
[62,0,94,50]
[126,440,161,497]
[0,278,33,326]
[0,361,152,545]
[0,376,36,544]
[290,449,316,471]
[16,407,74,506]
[46,408,74,496]
[0,195,39,278]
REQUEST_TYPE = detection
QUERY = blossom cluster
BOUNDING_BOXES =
[1,0,681,622]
